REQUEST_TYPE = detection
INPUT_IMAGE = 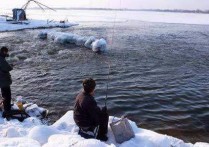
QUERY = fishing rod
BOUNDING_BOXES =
[104,0,121,108]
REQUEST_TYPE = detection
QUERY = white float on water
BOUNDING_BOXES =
[92,38,107,53]
[38,31,108,53]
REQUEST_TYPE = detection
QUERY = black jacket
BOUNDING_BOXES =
[0,53,13,88]
[73,91,102,128]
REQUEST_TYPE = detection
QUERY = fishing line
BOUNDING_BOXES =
[104,0,122,107]
[105,63,110,107]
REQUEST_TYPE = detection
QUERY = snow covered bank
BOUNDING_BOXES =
[0,110,208,147]
[38,31,108,53]
[0,16,78,32]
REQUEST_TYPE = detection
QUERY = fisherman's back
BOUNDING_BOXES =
[73,91,101,128]
[73,78,109,141]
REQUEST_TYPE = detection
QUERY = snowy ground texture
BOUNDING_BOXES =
[0,16,77,32]
[0,110,208,147]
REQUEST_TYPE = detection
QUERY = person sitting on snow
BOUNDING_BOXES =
[73,78,109,141]
[0,47,13,118]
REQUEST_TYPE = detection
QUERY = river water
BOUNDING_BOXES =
[0,10,209,143]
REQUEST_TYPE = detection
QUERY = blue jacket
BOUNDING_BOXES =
[0,54,13,88]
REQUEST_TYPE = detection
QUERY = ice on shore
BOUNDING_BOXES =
[39,31,108,53]
[28,125,61,145]
[0,138,41,147]
[0,16,77,32]
[84,36,96,49]
[4,127,20,138]
[0,110,208,147]
[24,103,48,118]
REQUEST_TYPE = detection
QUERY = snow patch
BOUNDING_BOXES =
[194,143,209,147]
[24,103,48,118]
[0,137,41,147]
[0,16,78,32]
[28,125,61,145]
[50,111,209,147]
[0,110,208,147]
[4,127,20,138]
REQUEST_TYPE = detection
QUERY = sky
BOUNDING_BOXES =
[0,0,208,10]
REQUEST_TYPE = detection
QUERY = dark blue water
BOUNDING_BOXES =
[0,20,209,143]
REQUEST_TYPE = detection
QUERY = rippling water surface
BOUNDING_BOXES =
[0,13,209,143]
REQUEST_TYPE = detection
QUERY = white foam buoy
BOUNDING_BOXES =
[84,36,96,49]
[39,31,108,53]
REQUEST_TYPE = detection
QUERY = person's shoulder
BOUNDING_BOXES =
[75,91,84,100]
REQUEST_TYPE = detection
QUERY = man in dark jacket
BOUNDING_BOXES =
[0,47,13,116]
[74,78,109,141]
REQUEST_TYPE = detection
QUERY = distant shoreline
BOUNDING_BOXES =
[28,7,209,14]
